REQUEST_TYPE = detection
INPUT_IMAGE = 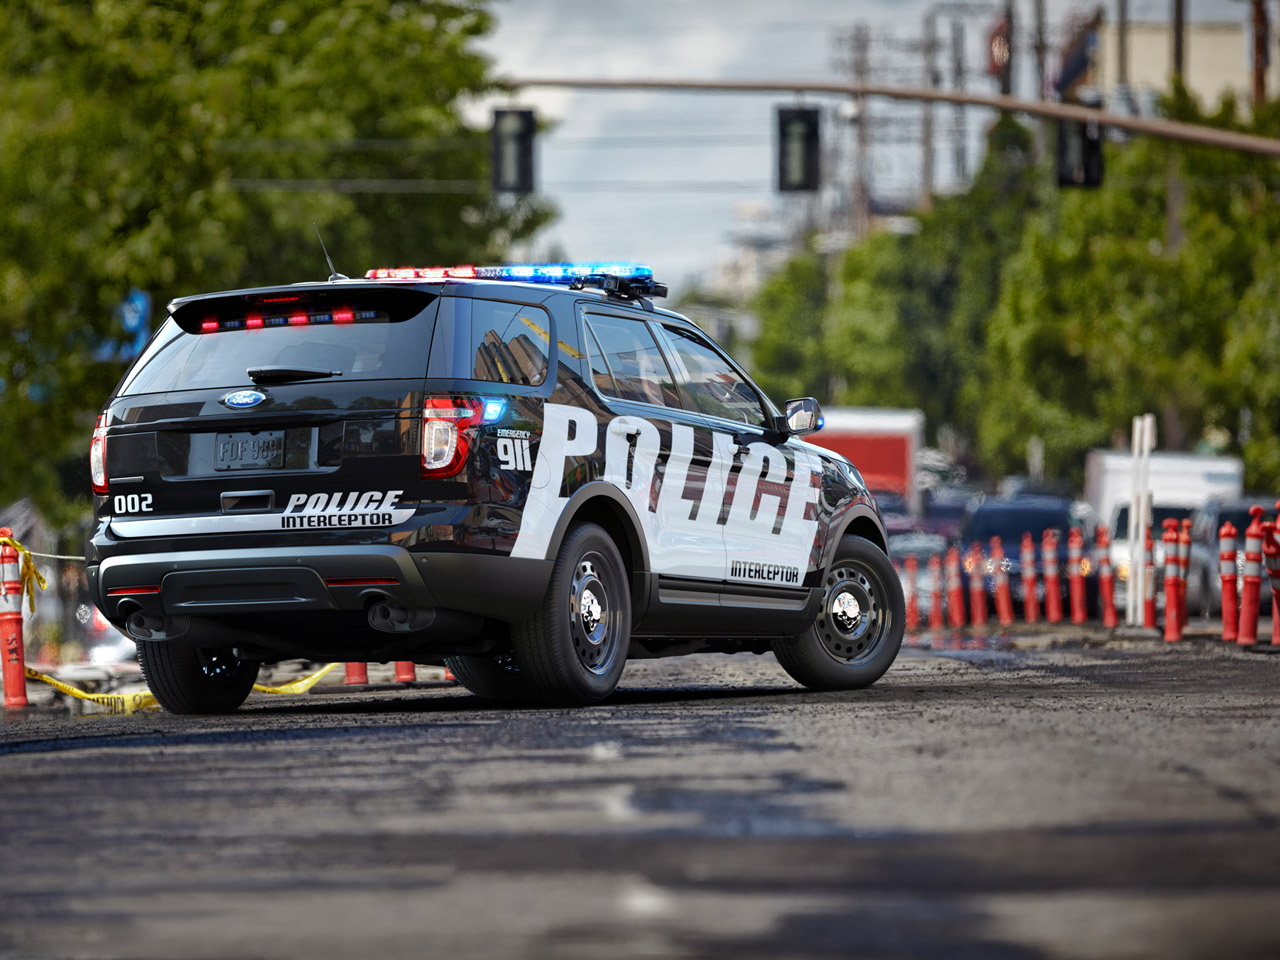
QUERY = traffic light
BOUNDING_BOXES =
[491,109,535,194]
[776,107,820,192]
[1056,115,1104,188]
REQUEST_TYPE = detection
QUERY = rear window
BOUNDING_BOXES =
[118,291,438,396]
[427,297,551,386]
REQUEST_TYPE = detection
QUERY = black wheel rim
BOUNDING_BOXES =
[569,551,623,676]
[196,648,243,683]
[815,560,893,665]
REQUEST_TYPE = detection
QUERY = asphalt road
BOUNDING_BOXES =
[2,632,1279,960]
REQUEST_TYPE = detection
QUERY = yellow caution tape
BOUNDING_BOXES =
[0,536,49,613]
[24,666,159,715]
[253,662,339,694]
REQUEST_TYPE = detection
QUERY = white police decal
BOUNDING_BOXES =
[512,403,821,584]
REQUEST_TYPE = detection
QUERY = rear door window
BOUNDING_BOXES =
[584,314,680,408]
[428,297,551,386]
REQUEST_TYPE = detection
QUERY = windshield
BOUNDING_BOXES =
[1112,505,1192,538]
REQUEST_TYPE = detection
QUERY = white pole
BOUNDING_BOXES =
[1127,417,1142,624]
[1139,413,1156,618]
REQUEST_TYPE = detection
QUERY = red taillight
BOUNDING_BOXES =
[106,585,161,596]
[90,414,108,496]
[422,396,484,478]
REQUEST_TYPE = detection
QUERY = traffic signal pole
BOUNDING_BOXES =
[504,76,1280,159]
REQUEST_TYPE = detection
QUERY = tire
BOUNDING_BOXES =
[772,535,904,691]
[137,641,259,714]
[444,653,532,701]
[510,521,630,706]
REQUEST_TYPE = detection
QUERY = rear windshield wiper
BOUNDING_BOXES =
[246,366,343,384]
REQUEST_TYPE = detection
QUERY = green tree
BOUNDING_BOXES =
[0,0,552,522]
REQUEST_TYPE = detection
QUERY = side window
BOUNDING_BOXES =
[585,315,680,408]
[655,325,769,427]
[428,297,550,386]
[583,324,618,396]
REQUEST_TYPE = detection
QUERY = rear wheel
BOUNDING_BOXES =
[772,535,904,691]
[137,641,259,714]
[511,522,630,706]
[444,653,532,701]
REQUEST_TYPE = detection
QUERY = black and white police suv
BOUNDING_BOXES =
[87,262,903,713]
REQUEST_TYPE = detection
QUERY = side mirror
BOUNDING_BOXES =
[784,397,823,436]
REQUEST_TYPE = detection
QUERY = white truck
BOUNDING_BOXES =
[1084,449,1243,615]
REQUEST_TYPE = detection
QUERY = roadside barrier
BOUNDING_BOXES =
[1067,527,1087,625]
[394,661,417,683]
[1238,506,1264,647]
[927,554,944,631]
[903,555,920,632]
[1,530,27,709]
[1019,532,1039,623]
[1177,518,1192,629]
[1042,530,1062,623]
[1143,526,1157,629]
[1220,520,1239,643]
[1096,525,1117,628]
[945,546,965,628]
[990,537,1014,626]
[1262,521,1280,647]
[967,542,988,627]
[1162,521,1182,642]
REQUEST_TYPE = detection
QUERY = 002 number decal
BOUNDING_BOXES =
[113,493,153,515]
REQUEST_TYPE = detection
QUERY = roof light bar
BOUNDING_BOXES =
[364,262,653,283]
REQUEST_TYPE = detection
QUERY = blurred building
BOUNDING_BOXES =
[1091,20,1279,111]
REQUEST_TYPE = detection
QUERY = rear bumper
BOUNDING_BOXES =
[89,544,552,625]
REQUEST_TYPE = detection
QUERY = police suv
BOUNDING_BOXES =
[87,263,903,713]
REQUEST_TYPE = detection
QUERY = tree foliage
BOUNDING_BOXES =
[750,93,1280,492]
[0,0,551,522]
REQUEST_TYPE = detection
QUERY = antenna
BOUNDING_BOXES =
[313,223,348,281]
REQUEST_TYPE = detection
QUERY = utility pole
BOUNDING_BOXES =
[952,18,968,183]
[1002,0,1015,96]
[1118,0,1130,91]
[1034,0,1047,158]
[1167,0,1185,251]
[1172,0,1185,82]
[853,23,872,238]
[922,13,938,212]
[1252,0,1269,109]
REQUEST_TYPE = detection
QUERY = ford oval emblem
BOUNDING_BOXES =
[222,390,266,409]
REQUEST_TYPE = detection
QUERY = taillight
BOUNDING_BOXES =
[90,414,108,495]
[422,396,484,478]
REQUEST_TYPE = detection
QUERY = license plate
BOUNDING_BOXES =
[215,431,285,471]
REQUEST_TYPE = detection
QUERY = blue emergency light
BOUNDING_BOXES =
[364,262,666,300]
[365,262,653,282]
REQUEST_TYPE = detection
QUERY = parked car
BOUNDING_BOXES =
[958,496,1082,609]
[1109,504,1196,615]
[1187,497,1278,614]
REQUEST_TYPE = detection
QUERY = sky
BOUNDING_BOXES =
[470,0,1260,295]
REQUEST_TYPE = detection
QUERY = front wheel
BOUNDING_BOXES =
[137,642,259,714]
[510,522,630,706]
[772,535,904,691]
